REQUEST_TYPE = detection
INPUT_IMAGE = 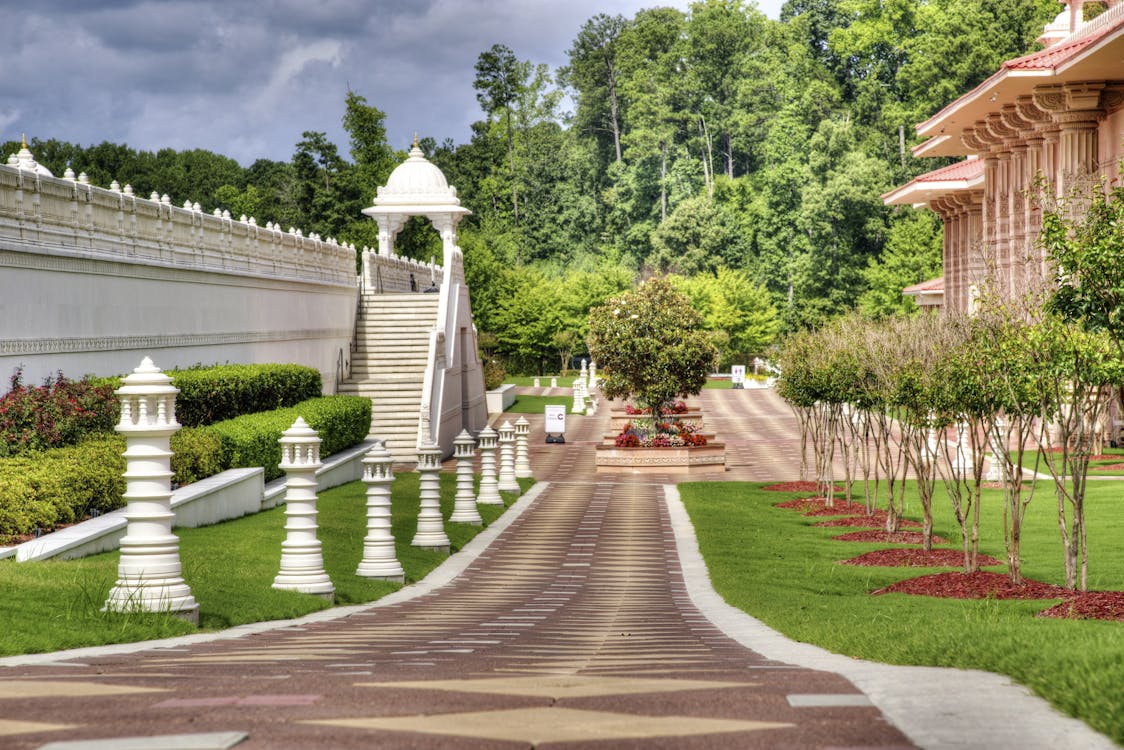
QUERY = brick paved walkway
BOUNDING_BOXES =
[0,389,923,748]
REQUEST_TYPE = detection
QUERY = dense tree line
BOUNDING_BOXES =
[4,0,1059,372]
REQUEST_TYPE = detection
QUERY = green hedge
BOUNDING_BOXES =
[207,396,371,481]
[0,395,371,540]
[170,364,322,427]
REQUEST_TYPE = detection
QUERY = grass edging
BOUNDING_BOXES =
[0,474,536,662]
[676,480,1124,746]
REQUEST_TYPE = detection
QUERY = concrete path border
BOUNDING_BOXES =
[664,484,1119,750]
[0,482,550,668]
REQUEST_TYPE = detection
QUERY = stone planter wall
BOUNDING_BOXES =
[594,443,727,474]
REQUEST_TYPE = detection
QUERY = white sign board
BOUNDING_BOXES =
[731,365,746,385]
[544,405,567,435]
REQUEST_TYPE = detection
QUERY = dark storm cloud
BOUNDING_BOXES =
[1,0,781,170]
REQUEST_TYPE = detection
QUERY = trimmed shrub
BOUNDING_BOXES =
[205,396,371,481]
[171,364,322,427]
[0,396,369,539]
[0,435,127,540]
[170,428,226,486]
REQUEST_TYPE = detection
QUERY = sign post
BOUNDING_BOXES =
[544,405,567,443]
[731,365,746,390]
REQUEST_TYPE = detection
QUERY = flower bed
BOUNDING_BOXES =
[596,415,724,473]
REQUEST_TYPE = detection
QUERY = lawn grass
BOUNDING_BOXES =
[507,395,575,414]
[0,473,528,656]
[503,375,569,387]
[1018,447,1124,477]
[680,478,1124,744]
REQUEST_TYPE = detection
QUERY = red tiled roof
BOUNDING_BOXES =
[902,277,944,294]
[1004,20,1119,71]
[908,159,984,183]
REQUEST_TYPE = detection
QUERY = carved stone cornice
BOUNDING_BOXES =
[961,126,994,153]
[985,113,1019,143]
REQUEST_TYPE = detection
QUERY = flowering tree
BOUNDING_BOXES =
[587,277,718,424]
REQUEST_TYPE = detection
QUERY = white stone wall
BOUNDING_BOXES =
[0,164,358,390]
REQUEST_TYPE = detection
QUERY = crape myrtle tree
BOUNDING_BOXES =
[929,314,1000,573]
[587,277,718,424]
[1040,175,1124,589]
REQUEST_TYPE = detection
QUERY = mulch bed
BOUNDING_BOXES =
[841,548,999,567]
[1039,591,1124,620]
[774,497,867,514]
[872,571,1070,599]
[1094,463,1124,471]
[832,530,949,545]
[763,481,842,493]
[815,514,922,528]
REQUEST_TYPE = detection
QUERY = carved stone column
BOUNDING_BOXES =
[272,417,335,600]
[449,430,483,525]
[497,420,520,493]
[476,425,503,505]
[1036,83,1104,200]
[412,441,450,552]
[356,441,405,582]
[514,416,532,479]
[571,378,585,414]
[105,358,198,624]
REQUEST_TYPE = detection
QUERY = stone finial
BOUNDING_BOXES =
[514,416,532,479]
[240,214,248,223]
[63,167,75,180]
[183,199,192,210]
[450,430,482,525]
[497,420,520,493]
[161,194,171,205]
[356,440,404,581]
[222,209,231,219]
[476,425,502,505]
[105,357,197,623]
[192,202,201,212]
[124,184,134,196]
[411,441,451,551]
[150,191,161,201]
[111,180,121,192]
[78,172,89,184]
[272,417,334,599]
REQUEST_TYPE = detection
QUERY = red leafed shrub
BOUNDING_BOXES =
[615,432,641,447]
[0,370,118,456]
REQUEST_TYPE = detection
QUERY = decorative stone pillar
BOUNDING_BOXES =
[588,362,597,392]
[514,417,532,479]
[533,377,540,388]
[412,441,450,552]
[105,358,198,624]
[497,420,520,492]
[571,378,585,414]
[272,418,334,600]
[450,430,483,525]
[356,441,404,582]
[985,417,1006,483]
[550,376,558,389]
[476,426,503,505]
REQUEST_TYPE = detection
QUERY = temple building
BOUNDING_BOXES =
[883,0,1124,313]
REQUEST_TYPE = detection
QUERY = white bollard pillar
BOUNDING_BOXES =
[954,420,974,473]
[550,376,558,389]
[572,378,585,414]
[588,362,597,392]
[356,441,404,582]
[986,417,1006,482]
[450,430,483,525]
[514,416,532,479]
[585,393,597,416]
[476,426,503,505]
[497,420,520,493]
[533,377,541,388]
[272,418,334,600]
[412,441,451,551]
[105,358,198,623]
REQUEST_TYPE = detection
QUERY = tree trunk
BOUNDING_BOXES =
[724,132,733,179]
[659,140,667,223]
[606,61,622,164]
[505,109,519,229]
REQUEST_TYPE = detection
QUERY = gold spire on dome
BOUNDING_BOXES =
[412,132,419,148]
[21,133,27,149]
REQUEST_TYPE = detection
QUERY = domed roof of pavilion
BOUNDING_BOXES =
[367,140,469,215]
[5,136,54,177]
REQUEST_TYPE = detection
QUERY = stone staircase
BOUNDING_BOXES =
[338,292,440,465]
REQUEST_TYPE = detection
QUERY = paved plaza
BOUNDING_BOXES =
[0,389,1116,749]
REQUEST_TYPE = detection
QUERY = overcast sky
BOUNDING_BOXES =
[2,1,784,168]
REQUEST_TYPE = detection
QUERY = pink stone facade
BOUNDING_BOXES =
[884,1,1124,314]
